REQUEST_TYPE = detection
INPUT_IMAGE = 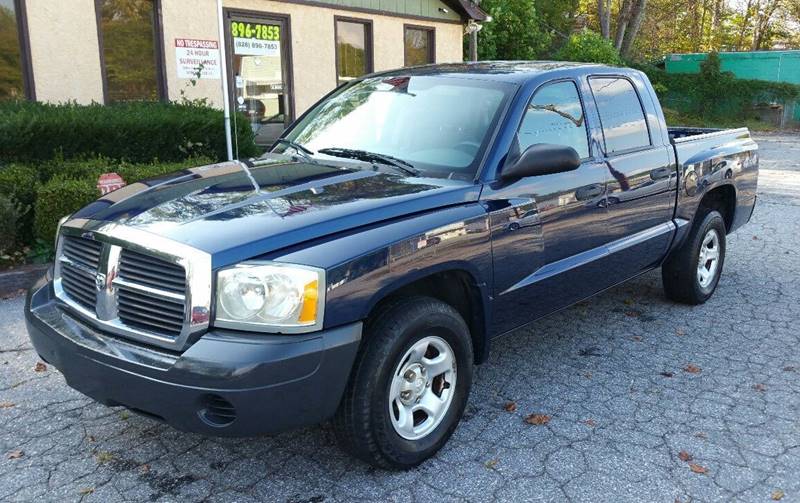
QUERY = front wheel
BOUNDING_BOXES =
[333,296,473,469]
[662,209,727,304]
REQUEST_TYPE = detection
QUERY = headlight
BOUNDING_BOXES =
[214,262,325,333]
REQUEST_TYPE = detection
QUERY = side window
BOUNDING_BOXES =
[518,81,589,159]
[589,77,650,154]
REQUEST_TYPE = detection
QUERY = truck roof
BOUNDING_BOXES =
[377,61,623,84]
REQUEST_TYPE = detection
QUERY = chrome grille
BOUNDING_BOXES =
[62,236,102,268]
[59,236,102,310]
[117,285,185,337]
[53,223,211,352]
[119,249,186,294]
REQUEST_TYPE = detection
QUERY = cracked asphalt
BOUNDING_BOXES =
[1,133,799,502]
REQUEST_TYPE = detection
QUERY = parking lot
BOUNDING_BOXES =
[1,133,799,503]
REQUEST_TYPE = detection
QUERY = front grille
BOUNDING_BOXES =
[60,236,102,310]
[62,236,102,268]
[119,249,186,294]
[117,286,185,337]
[56,233,192,346]
[117,249,187,338]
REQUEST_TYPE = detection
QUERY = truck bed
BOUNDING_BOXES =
[669,126,754,165]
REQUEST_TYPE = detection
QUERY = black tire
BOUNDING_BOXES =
[662,209,727,304]
[333,296,474,469]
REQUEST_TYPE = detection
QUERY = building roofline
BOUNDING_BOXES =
[443,0,489,21]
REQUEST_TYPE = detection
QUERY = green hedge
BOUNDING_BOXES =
[0,101,260,163]
[0,164,39,244]
[0,157,214,248]
[31,157,214,243]
[33,177,99,244]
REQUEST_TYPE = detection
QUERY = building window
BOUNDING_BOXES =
[404,26,434,67]
[97,0,165,102]
[335,17,372,83]
[0,0,33,100]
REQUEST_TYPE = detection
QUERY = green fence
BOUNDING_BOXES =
[666,51,800,123]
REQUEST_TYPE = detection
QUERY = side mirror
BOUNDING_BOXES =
[501,143,581,181]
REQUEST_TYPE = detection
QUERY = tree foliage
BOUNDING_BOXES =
[476,0,552,60]
[630,0,799,59]
[554,30,623,64]
[0,5,24,99]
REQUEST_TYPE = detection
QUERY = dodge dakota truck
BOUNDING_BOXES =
[25,62,758,469]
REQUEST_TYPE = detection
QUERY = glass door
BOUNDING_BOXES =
[225,13,292,147]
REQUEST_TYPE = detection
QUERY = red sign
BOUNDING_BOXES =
[97,173,126,195]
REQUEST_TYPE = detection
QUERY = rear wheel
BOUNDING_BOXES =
[662,209,727,304]
[333,296,473,469]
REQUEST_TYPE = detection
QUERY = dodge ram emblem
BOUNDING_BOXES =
[95,272,107,291]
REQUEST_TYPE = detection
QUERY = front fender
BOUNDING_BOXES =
[270,203,493,335]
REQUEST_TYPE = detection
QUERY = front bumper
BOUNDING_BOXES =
[25,275,362,437]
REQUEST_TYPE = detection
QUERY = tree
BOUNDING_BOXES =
[555,30,623,64]
[597,0,612,38]
[619,0,647,57]
[476,0,552,60]
[598,0,647,58]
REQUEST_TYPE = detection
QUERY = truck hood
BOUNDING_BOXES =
[73,157,480,267]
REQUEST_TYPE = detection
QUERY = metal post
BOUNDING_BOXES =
[217,0,234,161]
[469,31,478,61]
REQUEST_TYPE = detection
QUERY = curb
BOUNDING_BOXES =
[0,264,48,298]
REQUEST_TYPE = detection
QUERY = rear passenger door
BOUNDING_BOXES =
[588,75,676,279]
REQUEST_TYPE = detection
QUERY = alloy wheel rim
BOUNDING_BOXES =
[389,335,457,440]
[697,229,721,289]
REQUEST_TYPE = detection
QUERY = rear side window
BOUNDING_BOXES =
[517,81,589,159]
[589,77,650,154]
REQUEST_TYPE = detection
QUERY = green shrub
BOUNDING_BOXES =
[0,164,38,244]
[34,177,98,243]
[116,157,214,182]
[0,164,39,206]
[0,101,259,164]
[32,156,214,184]
[30,156,215,243]
[554,30,623,65]
[0,194,25,254]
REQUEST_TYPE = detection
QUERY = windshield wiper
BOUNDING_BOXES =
[317,148,419,176]
[273,139,318,164]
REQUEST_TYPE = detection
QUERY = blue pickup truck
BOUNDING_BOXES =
[25,62,758,469]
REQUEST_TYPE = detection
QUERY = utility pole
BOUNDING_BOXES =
[467,0,482,62]
[469,28,478,61]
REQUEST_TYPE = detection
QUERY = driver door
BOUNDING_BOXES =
[484,79,611,335]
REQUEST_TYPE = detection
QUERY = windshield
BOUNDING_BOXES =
[276,75,514,179]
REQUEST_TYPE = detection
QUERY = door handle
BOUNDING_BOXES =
[650,167,672,180]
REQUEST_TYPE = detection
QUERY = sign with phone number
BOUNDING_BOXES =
[231,21,280,41]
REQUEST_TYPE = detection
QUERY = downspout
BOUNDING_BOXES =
[217,0,234,161]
